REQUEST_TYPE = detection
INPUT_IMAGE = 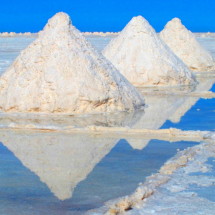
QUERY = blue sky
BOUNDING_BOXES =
[0,0,215,32]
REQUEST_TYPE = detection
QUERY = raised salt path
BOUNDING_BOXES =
[0,12,144,114]
[160,18,215,72]
[103,16,196,87]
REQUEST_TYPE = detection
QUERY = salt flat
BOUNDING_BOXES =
[0,35,214,215]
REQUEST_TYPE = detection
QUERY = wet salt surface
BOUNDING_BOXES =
[0,130,199,215]
[125,141,215,215]
[188,157,215,202]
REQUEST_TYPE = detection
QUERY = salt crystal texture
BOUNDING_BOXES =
[160,18,215,72]
[103,16,196,87]
[0,12,144,114]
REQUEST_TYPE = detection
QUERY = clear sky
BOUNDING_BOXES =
[0,0,214,33]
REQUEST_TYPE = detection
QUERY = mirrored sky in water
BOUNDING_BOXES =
[0,130,200,214]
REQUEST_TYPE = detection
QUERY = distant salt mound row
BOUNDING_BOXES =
[160,18,215,72]
[0,12,144,114]
[103,16,196,87]
[0,31,118,37]
[0,32,36,37]
[195,32,215,38]
[83,32,119,36]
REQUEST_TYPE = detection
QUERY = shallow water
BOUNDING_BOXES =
[187,157,215,203]
[0,130,200,214]
[126,142,215,215]
[162,97,215,131]
[189,183,215,202]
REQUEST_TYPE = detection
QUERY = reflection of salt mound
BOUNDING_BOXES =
[0,131,117,200]
[0,12,144,114]
[127,95,181,149]
[160,18,215,72]
[169,78,215,123]
[103,16,196,86]
[127,138,149,150]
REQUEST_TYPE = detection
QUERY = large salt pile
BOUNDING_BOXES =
[160,18,215,72]
[0,12,144,114]
[103,16,196,87]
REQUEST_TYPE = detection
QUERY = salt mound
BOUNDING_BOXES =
[160,18,215,72]
[103,16,196,87]
[0,12,144,114]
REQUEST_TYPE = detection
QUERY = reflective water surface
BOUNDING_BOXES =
[0,130,200,214]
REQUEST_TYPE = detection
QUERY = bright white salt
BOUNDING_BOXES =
[103,16,196,87]
[0,12,144,114]
[160,18,215,72]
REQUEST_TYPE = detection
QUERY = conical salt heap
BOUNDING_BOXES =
[160,18,215,72]
[0,12,144,114]
[103,16,196,87]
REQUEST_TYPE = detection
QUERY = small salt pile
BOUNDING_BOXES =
[160,18,215,72]
[0,12,144,114]
[103,16,196,87]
